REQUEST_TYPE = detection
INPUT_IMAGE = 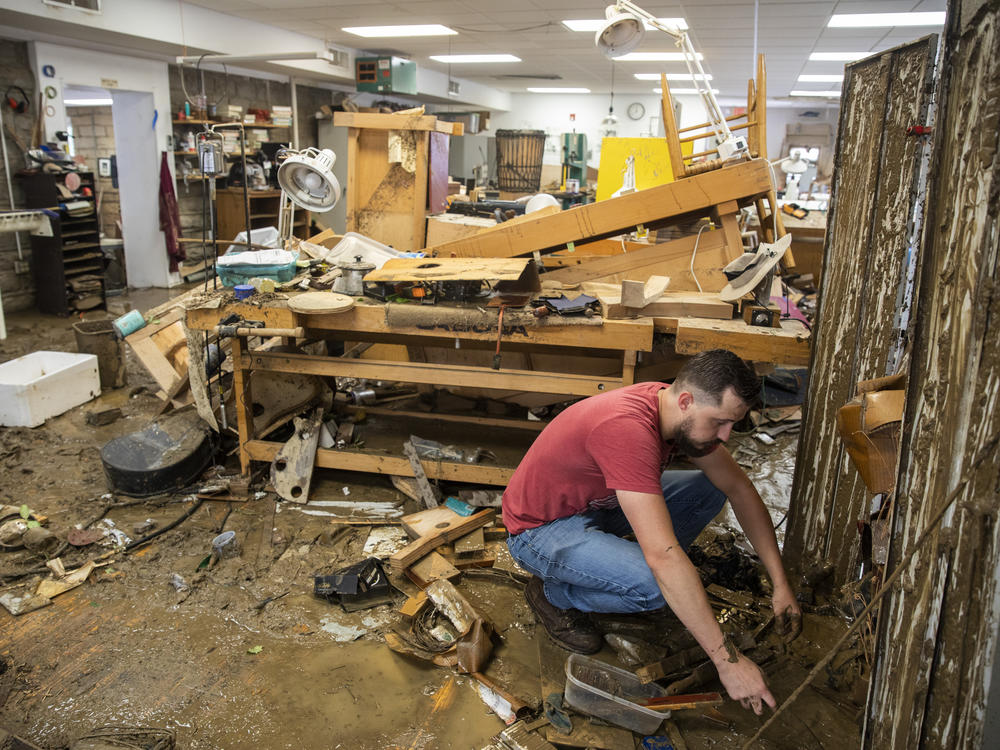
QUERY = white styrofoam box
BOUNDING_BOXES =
[0,351,100,427]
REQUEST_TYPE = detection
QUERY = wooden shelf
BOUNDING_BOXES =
[62,229,99,238]
[63,241,101,251]
[64,251,104,264]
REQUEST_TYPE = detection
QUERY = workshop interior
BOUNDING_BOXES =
[0,2,996,750]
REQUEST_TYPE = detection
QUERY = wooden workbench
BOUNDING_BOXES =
[185,294,809,485]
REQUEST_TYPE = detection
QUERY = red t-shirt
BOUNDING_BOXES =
[502,382,678,534]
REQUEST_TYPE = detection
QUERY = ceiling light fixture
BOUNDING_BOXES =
[563,17,687,32]
[653,87,719,95]
[342,24,457,37]
[526,87,591,93]
[797,74,844,83]
[789,90,841,98]
[596,1,744,161]
[634,72,712,81]
[828,12,945,28]
[809,52,869,61]
[614,51,703,61]
[430,54,521,63]
[64,98,113,106]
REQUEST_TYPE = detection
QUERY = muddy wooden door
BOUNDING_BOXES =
[784,36,938,581]
[865,0,1000,746]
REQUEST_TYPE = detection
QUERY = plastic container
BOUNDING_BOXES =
[112,309,146,338]
[0,351,100,428]
[233,284,254,300]
[216,251,299,287]
[212,530,239,558]
[564,653,670,734]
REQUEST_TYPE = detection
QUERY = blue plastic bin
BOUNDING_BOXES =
[216,252,299,287]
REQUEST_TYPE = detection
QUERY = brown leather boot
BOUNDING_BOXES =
[525,576,602,654]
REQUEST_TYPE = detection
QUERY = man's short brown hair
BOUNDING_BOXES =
[673,349,760,407]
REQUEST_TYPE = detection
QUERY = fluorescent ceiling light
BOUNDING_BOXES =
[430,54,521,63]
[562,17,687,32]
[789,90,841,98]
[798,74,844,83]
[635,73,712,81]
[809,52,869,61]
[614,51,702,62]
[64,98,113,106]
[828,12,945,28]
[342,24,456,37]
[653,88,719,95]
[526,87,591,93]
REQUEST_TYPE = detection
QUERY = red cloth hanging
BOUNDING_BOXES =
[158,151,185,272]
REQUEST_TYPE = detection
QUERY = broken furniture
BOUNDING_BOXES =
[332,111,463,252]
[421,158,788,292]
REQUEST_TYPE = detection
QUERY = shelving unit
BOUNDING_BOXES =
[18,171,105,315]
[215,189,310,245]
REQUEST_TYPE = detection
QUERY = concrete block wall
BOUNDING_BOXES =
[0,37,40,313]
[168,66,333,254]
[67,105,121,238]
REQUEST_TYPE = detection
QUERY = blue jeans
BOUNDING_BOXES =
[507,470,726,613]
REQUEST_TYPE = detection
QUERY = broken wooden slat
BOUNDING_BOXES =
[398,591,429,620]
[674,317,810,366]
[403,439,441,509]
[620,275,670,309]
[454,527,485,555]
[401,506,459,540]
[405,551,461,588]
[389,509,495,571]
[269,410,322,503]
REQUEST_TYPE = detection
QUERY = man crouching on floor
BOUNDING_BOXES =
[502,349,801,715]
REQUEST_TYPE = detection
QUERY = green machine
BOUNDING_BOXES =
[355,56,418,95]
[561,132,588,189]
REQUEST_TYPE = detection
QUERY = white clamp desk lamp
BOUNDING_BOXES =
[595,2,748,162]
[276,147,342,242]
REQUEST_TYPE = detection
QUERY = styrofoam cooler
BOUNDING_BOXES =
[0,351,100,427]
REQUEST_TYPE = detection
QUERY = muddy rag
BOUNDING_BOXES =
[159,150,185,272]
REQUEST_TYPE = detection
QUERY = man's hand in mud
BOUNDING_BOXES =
[772,583,802,642]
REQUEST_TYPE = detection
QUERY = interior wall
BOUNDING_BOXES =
[168,65,336,253]
[0,36,36,314]
[67,105,121,238]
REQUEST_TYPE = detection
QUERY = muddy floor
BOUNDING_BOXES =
[0,294,865,750]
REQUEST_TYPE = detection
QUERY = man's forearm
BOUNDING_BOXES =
[648,547,731,663]
[729,488,790,591]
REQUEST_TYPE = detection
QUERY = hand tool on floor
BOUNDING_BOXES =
[639,692,724,711]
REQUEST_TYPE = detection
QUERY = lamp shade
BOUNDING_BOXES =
[596,5,645,58]
[277,148,342,212]
[781,155,809,175]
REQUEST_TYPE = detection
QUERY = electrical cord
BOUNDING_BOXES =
[689,222,711,292]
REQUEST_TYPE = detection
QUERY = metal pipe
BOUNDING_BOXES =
[290,77,299,150]
[0,101,24,261]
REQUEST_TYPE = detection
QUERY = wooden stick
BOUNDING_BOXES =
[741,430,1000,749]
[640,692,724,710]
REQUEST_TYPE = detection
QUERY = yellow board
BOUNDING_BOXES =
[595,136,693,202]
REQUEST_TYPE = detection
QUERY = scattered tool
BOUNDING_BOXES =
[493,304,507,369]
[639,692,724,712]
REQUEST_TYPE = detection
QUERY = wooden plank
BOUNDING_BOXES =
[585,284,734,321]
[333,111,462,135]
[185,301,655,353]
[389,509,495,571]
[536,635,634,748]
[542,229,734,291]
[245,440,514,486]
[405,552,461,587]
[784,36,937,582]
[342,405,547,432]
[620,275,670,309]
[454,527,485,555]
[427,158,774,259]
[365,257,534,282]
[398,591,429,620]
[674,317,811,365]
[246,350,625,397]
[402,507,460,539]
